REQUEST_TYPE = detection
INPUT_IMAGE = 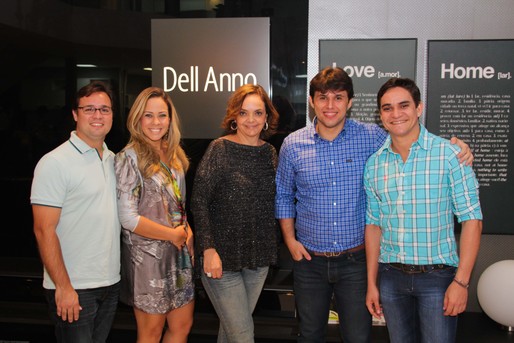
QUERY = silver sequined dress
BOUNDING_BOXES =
[115,147,194,314]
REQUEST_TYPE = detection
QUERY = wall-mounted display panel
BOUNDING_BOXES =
[152,18,270,139]
[426,39,514,234]
[319,39,417,124]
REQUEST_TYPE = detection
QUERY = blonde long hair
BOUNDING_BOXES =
[126,87,189,178]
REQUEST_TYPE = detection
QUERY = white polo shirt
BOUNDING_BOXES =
[31,131,121,290]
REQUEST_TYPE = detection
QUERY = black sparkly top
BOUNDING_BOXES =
[191,138,279,271]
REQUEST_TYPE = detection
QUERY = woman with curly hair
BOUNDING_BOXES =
[191,84,280,343]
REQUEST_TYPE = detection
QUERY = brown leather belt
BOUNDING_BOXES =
[388,263,452,274]
[310,243,365,257]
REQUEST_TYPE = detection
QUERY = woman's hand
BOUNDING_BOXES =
[171,224,188,250]
[185,224,195,265]
[203,248,222,279]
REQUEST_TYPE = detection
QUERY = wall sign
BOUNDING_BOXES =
[152,18,270,139]
[426,40,514,234]
[319,39,417,124]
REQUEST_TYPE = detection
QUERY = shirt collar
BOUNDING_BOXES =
[311,116,351,142]
[69,131,108,155]
[379,123,430,154]
[416,123,431,151]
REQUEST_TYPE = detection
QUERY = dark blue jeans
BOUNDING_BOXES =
[379,263,458,343]
[45,282,120,343]
[293,249,371,343]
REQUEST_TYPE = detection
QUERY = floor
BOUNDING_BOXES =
[1,291,514,343]
[1,258,513,342]
[0,311,513,342]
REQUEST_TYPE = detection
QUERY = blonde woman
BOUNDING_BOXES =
[115,87,194,343]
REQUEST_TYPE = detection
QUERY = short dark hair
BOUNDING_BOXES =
[74,81,114,110]
[377,78,420,109]
[309,66,354,99]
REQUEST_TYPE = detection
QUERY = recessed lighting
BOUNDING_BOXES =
[144,67,152,71]
[76,64,97,68]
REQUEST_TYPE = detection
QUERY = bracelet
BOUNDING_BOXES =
[453,277,469,289]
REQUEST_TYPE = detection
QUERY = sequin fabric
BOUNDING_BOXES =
[191,138,279,271]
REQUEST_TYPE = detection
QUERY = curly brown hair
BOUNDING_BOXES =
[221,84,279,140]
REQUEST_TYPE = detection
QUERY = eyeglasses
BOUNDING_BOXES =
[78,106,112,115]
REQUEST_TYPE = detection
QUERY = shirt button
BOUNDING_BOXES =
[333,202,337,206]
[331,161,334,165]
[333,182,336,186]
[333,222,337,226]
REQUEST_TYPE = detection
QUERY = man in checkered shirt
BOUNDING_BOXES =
[275,68,473,343]
[364,77,482,343]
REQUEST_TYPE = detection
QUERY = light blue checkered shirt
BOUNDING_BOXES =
[275,118,387,252]
[364,124,482,267]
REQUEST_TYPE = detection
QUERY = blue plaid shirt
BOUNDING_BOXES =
[364,124,482,266]
[275,118,386,252]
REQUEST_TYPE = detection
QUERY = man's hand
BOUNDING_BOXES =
[443,281,468,316]
[286,239,312,261]
[55,286,82,322]
[450,137,474,166]
[366,284,383,319]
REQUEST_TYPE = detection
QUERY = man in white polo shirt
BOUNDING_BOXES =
[31,81,121,343]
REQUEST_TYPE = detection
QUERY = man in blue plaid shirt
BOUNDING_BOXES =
[364,78,482,343]
[275,67,473,343]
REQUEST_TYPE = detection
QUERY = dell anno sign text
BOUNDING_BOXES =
[163,66,258,92]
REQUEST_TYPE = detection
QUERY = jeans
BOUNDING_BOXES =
[45,282,120,343]
[379,263,458,343]
[201,266,269,343]
[293,249,371,343]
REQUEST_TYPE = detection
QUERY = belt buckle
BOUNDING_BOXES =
[323,251,342,257]
[403,264,422,274]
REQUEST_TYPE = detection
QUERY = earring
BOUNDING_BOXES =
[263,122,269,131]
[162,131,169,140]
[230,120,237,131]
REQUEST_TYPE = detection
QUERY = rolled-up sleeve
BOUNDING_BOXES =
[448,147,483,222]
[364,158,381,226]
[275,142,297,219]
